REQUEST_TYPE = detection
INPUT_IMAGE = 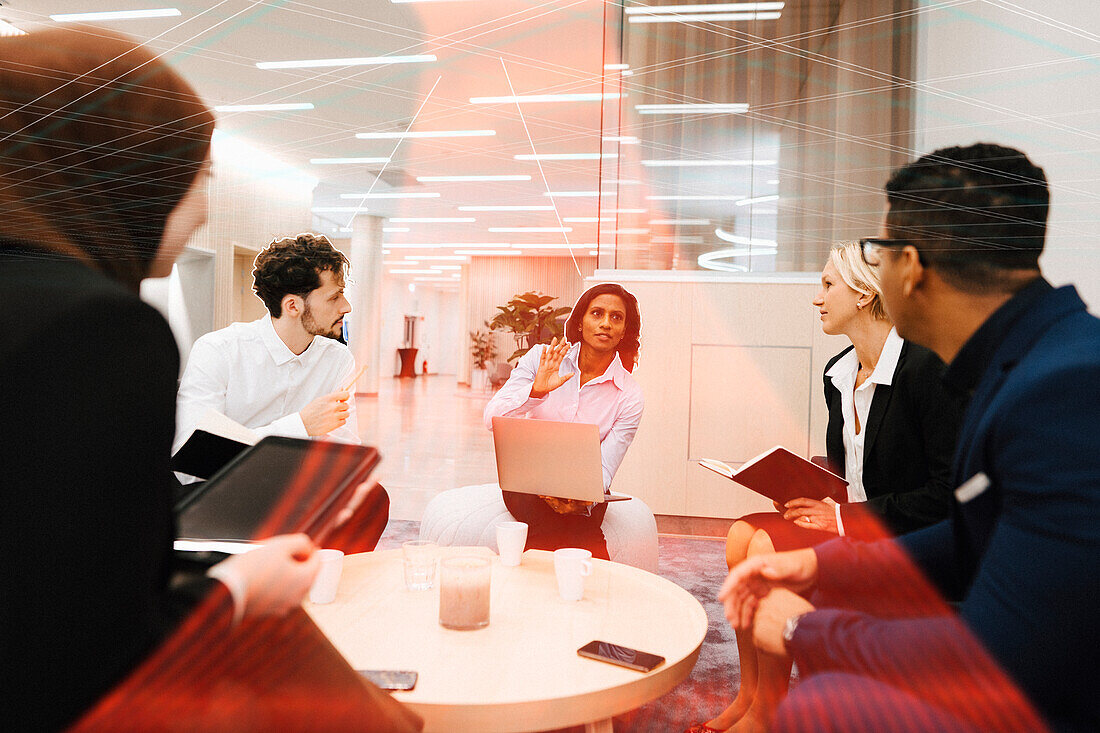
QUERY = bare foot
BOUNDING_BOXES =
[698,695,752,732]
[727,708,770,733]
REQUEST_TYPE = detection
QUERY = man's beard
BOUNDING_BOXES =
[302,301,341,340]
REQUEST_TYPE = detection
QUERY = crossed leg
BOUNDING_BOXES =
[696,521,793,733]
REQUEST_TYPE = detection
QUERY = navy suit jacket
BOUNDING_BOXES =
[793,284,1100,733]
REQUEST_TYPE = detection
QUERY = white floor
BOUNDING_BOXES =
[356,375,498,522]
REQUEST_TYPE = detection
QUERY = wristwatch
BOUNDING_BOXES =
[782,612,808,651]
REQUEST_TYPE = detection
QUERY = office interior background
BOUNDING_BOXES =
[9,0,1097,527]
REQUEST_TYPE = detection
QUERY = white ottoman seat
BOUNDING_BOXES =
[419,483,659,573]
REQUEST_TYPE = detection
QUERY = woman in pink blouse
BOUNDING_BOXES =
[484,283,644,559]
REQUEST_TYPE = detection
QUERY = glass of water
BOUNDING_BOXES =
[402,540,437,591]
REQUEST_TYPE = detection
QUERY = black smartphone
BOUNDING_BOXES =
[357,669,418,691]
[577,640,664,672]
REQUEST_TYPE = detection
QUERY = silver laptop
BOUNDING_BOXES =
[492,416,612,503]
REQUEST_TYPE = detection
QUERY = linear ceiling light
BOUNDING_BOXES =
[714,229,779,250]
[0,20,27,35]
[458,205,555,212]
[470,93,621,104]
[735,194,780,206]
[311,157,390,164]
[515,153,617,161]
[340,192,440,199]
[625,2,783,14]
[604,63,630,70]
[455,250,523,256]
[431,265,462,270]
[215,103,314,112]
[602,136,639,145]
[312,206,367,213]
[51,8,181,22]
[635,103,748,114]
[257,55,436,70]
[642,159,776,167]
[407,255,469,261]
[356,130,495,139]
[629,11,781,23]
[600,228,650,235]
[650,218,711,225]
[488,227,573,233]
[603,209,648,214]
[416,175,531,182]
[389,217,475,223]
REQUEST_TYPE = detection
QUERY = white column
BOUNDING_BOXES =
[348,214,384,395]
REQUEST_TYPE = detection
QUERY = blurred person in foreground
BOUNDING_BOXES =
[0,28,319,731]
[721,143,1100,733]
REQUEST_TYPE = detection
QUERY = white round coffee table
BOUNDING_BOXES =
[305,547,708,733]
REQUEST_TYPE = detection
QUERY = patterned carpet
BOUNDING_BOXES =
[376,520,742,732]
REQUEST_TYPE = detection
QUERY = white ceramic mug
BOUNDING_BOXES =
[495,521,529,566]
[308,548,345,604]
[553,548,593,601]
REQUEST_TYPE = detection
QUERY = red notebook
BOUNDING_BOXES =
[698,446,847,505]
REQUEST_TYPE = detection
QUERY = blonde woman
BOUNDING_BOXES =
[689,242,963,733]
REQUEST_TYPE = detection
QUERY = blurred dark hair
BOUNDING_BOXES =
[252,233,349,317]
[565,283,641,372]
[884,143,1049,292]
[0,27,216,291]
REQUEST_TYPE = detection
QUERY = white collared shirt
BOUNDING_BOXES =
[174,315,360,455]
[484,342,644,491]
[825,327,904,532]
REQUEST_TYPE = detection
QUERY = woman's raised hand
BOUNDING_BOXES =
[530,337,574,398]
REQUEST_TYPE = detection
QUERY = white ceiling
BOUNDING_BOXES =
[6,0,630,257]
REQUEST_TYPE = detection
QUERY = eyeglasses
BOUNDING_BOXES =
[859,237,910,267]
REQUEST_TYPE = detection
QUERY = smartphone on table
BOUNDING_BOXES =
[577,640,664,672]
[357,669,418,691]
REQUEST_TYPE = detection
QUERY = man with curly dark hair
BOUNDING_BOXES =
[174,233,360,469]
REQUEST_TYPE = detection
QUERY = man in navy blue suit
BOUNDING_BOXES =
[720,143,1100,733]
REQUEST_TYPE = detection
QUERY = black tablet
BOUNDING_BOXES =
[175,436,380,542]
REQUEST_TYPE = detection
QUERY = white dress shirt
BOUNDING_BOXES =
[824,327,904,535]
[174,315,360,457]
[484,342,644,491]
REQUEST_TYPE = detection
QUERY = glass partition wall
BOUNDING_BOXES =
[601,0,917,272]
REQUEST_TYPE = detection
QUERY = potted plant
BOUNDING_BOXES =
[489,291,571,362]
[469,321,496,391]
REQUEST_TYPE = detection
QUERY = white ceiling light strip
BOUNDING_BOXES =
[628,11,781,24]
[489,227,573,233]
[650,218,712,225]
[51,8,182,22]
[257,55,436,70]
[624,2,784,14]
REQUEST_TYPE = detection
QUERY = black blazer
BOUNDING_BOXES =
[1,251,220,731]
[823,339,963,536]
